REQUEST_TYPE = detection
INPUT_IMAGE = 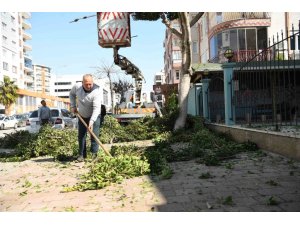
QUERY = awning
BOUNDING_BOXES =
[191,63,223,83]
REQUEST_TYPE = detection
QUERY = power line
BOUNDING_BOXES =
[69,14,96,23]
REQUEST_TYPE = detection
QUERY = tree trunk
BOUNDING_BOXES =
[174,12,192,130]
[5,104,13,115]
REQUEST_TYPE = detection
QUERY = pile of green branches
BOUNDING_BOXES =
[63,145,150,192]
[0,126,78,162]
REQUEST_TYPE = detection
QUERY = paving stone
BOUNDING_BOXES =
[1,150,300,212]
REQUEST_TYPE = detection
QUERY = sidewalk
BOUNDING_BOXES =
[0,148,300,212]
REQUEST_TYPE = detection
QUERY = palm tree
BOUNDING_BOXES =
[93,60,122,111]
[0,76,19,115]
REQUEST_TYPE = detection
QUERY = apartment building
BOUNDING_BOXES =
[53,74,82,99]
[53,74,112,111]
[163,12,300,84]
[21,12,34,90]
[1,12,71,115]
[0,12,21,86]
[33,64,51,94]
[163,13,200,86]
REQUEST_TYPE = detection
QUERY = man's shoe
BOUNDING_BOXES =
[76,156,84,162]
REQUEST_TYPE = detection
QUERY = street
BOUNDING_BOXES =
[0,127,27,138]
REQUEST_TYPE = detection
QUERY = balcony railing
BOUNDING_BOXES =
[22,12,31,19]
[24,63,33,72]
[23,31,32,40]
[25,75,34,83]
[218,12,270,23]
[209,49,274,63]
[23,43,32,51]
[22,20,31,30]
[23,53,32,59]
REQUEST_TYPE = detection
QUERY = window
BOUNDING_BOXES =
[192,41,198,53]
[238,29,246,50]
[222,31,230,47]
[155,75,161,81]
[12,66,17,73]
[172,38,180,47]
[61,109,71,117]
[171,23,180,31]
[55,82,72,85]
[173,50,182,61]
[3,62,8,71]
[1,22,7,30]
[230,30,238,51]
[257,27,268,50]
[246,29,256,50]
[200,22,203,40]
[11,16,15,23]
[2,49,7,57]
[103,90,108,105]
[176,70,180,80]
[216,12,222,24]
[2,35,7,43]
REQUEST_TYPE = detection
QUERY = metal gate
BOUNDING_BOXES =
[208,72,225,123]
[231,22,300,128]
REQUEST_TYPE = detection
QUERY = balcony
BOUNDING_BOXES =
[23,31,32,40]
[24,66,33,73]
[22,12,31,19]
[23,53,32,59]
[23,43,32,51]
[22,20,31,30]
[219,12,270,23]
[24,58,33,72]
[25,85,34,91]
[25,75,34,84]
[209,49,274,63]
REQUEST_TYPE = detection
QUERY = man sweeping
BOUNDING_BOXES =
[69,74,102,162]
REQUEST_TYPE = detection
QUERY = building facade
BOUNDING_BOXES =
[33,64,51,95]
[152,70,165,107]
[163,12,300,84]
[0,12,22,86]
[21,12,34,91]
[1,12,71,115]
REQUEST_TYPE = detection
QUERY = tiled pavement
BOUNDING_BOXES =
[0,149,300,212]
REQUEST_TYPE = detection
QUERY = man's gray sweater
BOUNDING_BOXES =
[69,83,101,125]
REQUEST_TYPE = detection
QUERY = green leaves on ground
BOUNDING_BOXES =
[64,145,150,192]
[0,126,78,161]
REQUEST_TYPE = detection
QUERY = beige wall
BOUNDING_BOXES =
[207,124,300,161]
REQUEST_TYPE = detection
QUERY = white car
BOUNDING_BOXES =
[0,115,19,130]
[26,108,77,133]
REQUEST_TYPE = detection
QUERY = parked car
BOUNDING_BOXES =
[14,113,30,127]
[0,115,19,130]
[26,108,77,133]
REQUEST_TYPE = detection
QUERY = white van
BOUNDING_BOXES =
[26,108,77,133]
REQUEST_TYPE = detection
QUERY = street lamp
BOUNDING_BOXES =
[224,48,234,62]
[203,69,209,77]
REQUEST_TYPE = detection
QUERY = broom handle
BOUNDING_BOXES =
[76,113,111,157]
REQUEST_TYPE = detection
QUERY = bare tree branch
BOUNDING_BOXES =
[190,12,204,27]
[160,13,183,39]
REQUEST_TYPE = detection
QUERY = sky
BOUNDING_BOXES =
[28,12,166,94]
